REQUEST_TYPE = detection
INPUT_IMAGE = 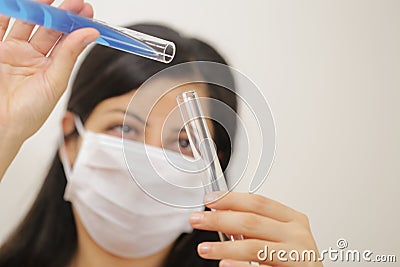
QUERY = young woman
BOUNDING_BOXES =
[0,0,323,266]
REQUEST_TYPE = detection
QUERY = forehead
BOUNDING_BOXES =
[89,78,215,136]
[103,78,210,116]
[136,79,208,105]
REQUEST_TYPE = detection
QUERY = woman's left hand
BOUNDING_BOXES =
[189,192,324,267]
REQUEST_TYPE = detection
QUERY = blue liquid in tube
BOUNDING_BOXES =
[0,0,175,63]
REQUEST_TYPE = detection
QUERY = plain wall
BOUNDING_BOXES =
[1,1,399,266]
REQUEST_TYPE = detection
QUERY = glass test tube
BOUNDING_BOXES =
[176,90,244,242]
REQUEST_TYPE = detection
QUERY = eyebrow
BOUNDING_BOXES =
[110,109,147,125]
[171,127,187,133]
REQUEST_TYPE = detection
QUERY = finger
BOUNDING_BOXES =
[197,239,285,265]
[204,192,299,222]
[190,210,286,242]
[220,259,274,267]
[79,3,94,18]
[44,27,99,101]
[29,0,91,55]
[0,15,11,41]
[5,0,55,41]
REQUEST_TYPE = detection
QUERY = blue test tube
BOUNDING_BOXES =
[0,0,175,63]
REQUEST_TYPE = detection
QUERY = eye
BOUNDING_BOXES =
[176,136,193,157]
[108,124,139,140]
[178,138,190,149]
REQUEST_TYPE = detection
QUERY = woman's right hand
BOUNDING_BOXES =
[0,0,99,179]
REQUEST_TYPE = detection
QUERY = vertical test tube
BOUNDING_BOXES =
[176,90,244,242]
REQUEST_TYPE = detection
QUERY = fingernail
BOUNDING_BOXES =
[204,191,224,204]
[198,243,211,254]
[83,34,99,45]
[83,37,96,45]
[220,259,233,267]
[190,212,204,224]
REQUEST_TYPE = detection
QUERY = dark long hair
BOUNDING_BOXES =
[0,24,237,267]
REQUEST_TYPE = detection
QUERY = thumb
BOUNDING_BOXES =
[46,28,99,99]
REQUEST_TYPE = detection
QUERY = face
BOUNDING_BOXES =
[61,80,213,263]
[63,80,211,163]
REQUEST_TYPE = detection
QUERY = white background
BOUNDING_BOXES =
[1,0,399,266]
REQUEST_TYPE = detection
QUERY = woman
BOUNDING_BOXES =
[0,0,323,266]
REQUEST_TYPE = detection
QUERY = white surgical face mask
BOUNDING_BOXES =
[60,117,204,258]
